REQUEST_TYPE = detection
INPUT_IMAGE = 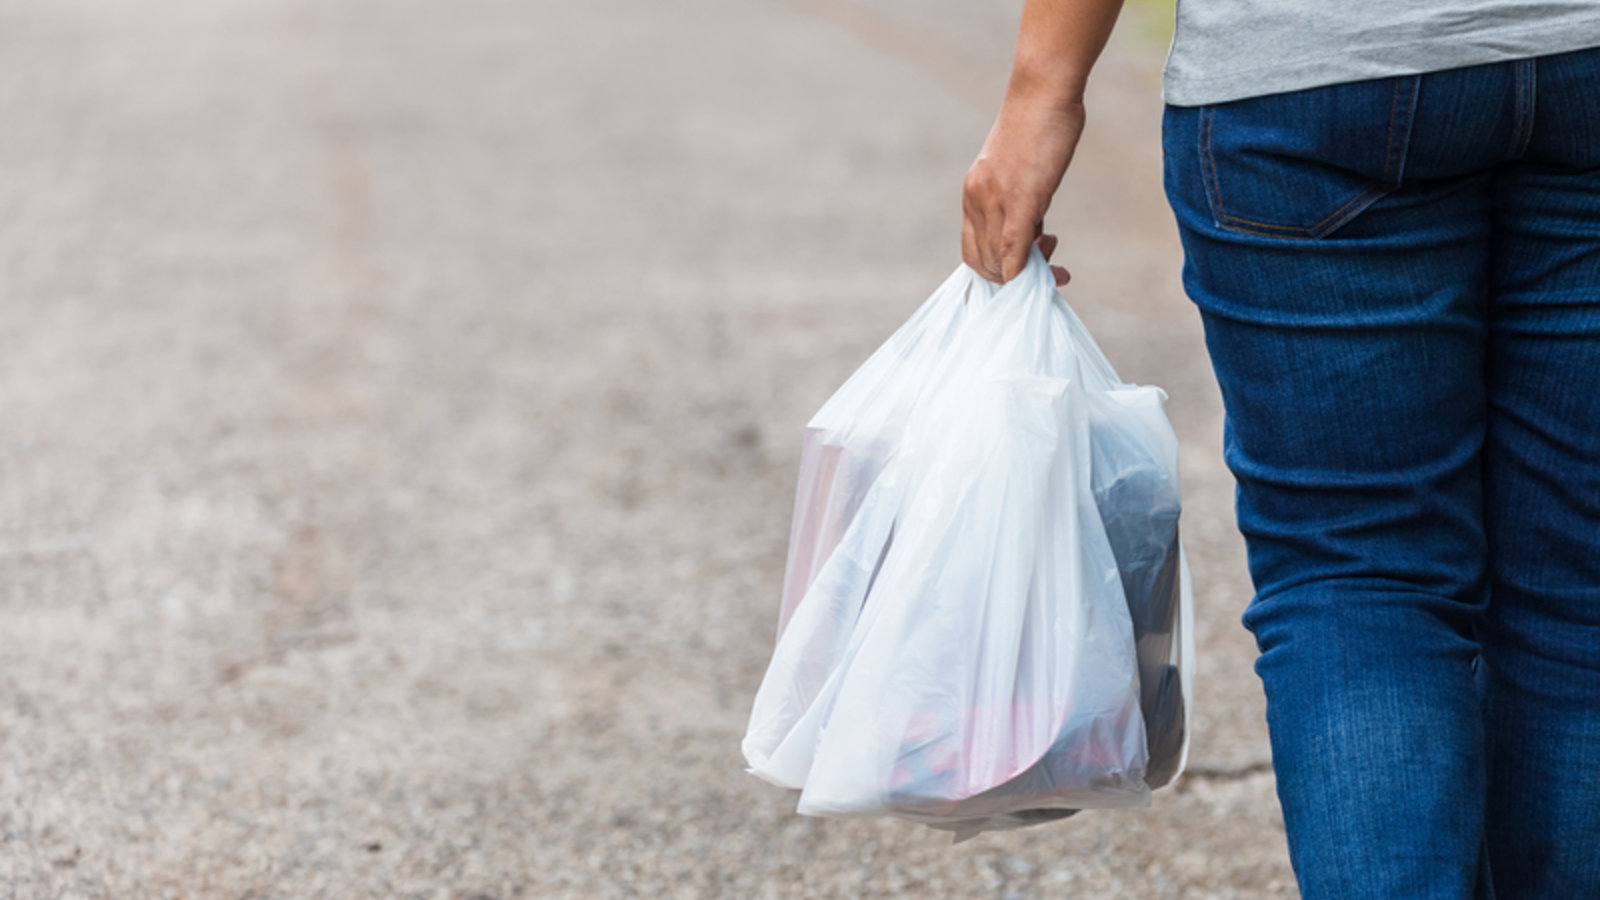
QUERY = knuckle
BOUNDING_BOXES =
[965,166,1006,198]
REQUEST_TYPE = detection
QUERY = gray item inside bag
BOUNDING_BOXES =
[1089,413,1186,790]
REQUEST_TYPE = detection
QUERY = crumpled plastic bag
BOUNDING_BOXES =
[743,249,1193,838]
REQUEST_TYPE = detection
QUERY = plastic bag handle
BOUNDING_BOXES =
[957,245,1055,301]
[955,249,1126,387]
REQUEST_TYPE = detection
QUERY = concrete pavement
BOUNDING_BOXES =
[0,0,1294,895]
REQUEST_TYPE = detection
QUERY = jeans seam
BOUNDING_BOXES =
[1509,59,1537,159]
[1385,76,1422,183]
[1201,106,1227,220]
[1382,78,1401,180]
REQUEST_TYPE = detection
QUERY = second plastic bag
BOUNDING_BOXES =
[743,249,1193,837]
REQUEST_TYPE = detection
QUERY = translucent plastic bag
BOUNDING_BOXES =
[742,249,1193,838]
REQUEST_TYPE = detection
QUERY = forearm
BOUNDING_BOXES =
[1004,0,1126,108]
[962,0,1125,282]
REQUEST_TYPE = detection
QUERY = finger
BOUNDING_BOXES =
[963,193,1003,281]
[962,175,1003,281]
[979,204,1007,282]
[1050,265,1071,286]
[1036,232,1059,262]
[961,217,983,274]
[999,220,1034,282]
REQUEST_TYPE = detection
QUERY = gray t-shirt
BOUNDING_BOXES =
[1162,1,1600,106]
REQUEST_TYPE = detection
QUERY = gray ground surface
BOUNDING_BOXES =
[0,0,1295,896]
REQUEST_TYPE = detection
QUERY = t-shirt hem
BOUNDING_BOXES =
[1162,25,1600,106]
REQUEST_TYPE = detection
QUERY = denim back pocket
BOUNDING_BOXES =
[1199,76,1421,239]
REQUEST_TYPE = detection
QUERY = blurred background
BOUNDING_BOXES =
[0,0,1295,896]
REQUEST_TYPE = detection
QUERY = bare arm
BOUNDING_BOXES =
[962,0,1126,283]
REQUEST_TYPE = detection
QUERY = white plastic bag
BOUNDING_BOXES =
[743,249,1193,838]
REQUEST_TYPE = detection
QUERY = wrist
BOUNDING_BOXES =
[1004,52,1091,111]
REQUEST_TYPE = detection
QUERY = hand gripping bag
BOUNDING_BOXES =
[742,249,1193,838]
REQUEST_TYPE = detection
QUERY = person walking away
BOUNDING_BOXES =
[961,1,1600,896]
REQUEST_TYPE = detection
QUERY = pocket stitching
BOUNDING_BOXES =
[1200,79,1408,239]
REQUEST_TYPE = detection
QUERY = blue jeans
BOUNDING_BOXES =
[1163,48,1600,899]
